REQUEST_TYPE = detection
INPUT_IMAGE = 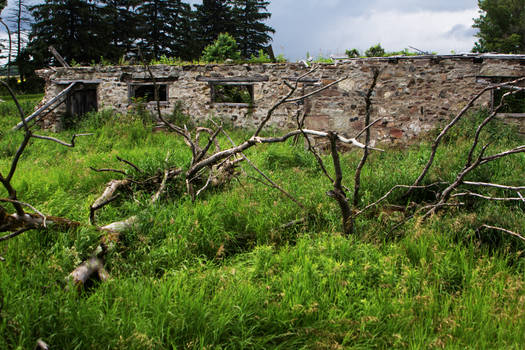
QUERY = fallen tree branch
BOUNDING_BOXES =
[117,156,144,173]
[452,192,524,201]
[477,224,525,242]
[32,133,93,147]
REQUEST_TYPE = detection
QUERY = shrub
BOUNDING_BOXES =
[346,48,360,58]
[365,43,386,57]
[201,33,241,63]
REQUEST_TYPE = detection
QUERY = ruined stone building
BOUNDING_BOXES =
[33,54,525,144]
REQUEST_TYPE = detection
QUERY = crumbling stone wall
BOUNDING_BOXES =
[36,55,525,143]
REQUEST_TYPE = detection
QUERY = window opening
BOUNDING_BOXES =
[211,83,254,105]
[493,87,525,114]
[129,84,168,102]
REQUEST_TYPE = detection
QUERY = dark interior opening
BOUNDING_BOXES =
[494,87,525,113]
[211,84,254,104]
[130,84,168,102]
[66,86,98,117]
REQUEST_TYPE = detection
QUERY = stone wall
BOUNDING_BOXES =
[36,55,525,143]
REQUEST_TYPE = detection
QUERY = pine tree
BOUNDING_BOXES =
[230,0,274,58]
[26,0,109,66]
[473,0,525,53]
[138,0,193,60]
[7,0,32,66]
[99,0,142,61]
[193,0,235,54]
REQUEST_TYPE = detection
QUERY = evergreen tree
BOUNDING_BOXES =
[25,0,109,67]
[138,0,193,60]
[193,0,235,54]
[7,0,32,66]
[473,0,525,53]
[230,0,274,58]
[99,0,142,61]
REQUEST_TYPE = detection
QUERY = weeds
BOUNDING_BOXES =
[0,99,524,348]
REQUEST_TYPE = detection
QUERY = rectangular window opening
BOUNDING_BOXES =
[493,87,525,114]
[211,83,254,106]
[129,84,168,103]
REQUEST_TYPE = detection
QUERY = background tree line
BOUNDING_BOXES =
[2,0,273,87]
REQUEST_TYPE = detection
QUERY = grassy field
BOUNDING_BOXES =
[0,96,524,349]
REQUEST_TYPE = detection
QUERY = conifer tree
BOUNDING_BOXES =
[193,0,235,54]
[25,0,108,66]
[138,0,193,60]
[99,0,142,61]
[230,0,274,58]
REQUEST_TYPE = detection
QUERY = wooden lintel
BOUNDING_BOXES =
[196,75,269,83]
[282,77,320,83]
[52,80,102,85]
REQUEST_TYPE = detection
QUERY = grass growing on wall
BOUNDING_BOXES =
[0,97,524,349]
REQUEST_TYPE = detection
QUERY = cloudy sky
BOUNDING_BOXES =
[2,0,481,62]
[266,0,480,60]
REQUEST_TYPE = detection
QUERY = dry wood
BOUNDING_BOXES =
[32,133,93,147]
[90,179,131,225]
[410,76,525,189]
[354,69,381,209]
[452,192,524,201]
[117,156,143,173]
[327,132,352,235]
[68,257,109,287]
[462,181,525,191]
[477,225,525,242]
[34,339,50,350]
[14,82,78,130]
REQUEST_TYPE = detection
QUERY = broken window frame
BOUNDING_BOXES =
[477,75,525,117]
[128,83,169,105]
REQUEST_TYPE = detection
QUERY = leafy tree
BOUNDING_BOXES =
[201,33,241,62]
[473,0,525,53]
[193,0,235,54]
[230,0,274,58]
[365,43,385,57]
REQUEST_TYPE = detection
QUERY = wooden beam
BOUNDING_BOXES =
[13,82,77,130]
[48,46,70,68]
[196,75,269,83]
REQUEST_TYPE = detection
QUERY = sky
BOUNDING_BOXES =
[1,0,481,62]
[190,0,480,60]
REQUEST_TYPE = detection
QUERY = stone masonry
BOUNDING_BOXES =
[36,54,525,144]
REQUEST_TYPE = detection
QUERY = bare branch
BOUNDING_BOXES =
[411,76,525,188]
[452,192,524,201]
[32,133,93,147]
[354,182,447,217]
[327,132,352,235]
[0,198,47,226]
[354,69,381,212]
[477,225,525,242]
[0,227,33,242]
[89,167,127,176]
[219,125,306,210]
[462,181,525,191]
[116,156,144,173]
[285,76,348,103]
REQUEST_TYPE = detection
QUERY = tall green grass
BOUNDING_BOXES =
[0,99,524,349]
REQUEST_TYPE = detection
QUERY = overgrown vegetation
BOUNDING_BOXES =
[0,96,524,348]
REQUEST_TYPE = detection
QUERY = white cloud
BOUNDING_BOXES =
[331,8,478,54]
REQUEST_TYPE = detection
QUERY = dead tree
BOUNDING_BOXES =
[350,78,525,238]
[0,82,84,241]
